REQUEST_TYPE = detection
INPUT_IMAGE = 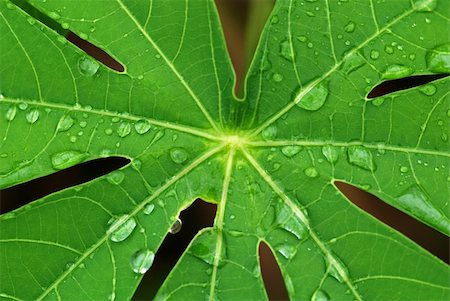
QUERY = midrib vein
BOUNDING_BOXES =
[242,148,363,301]
[249,5,418,138]
[209,147,235,301]
[36,144,225,300]
[115,0,221,133]
[0,98,219,141]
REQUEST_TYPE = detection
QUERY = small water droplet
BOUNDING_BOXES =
[384,45,394,54]
[104,128,113,135]
[413,0,437,11]
[418,84,437,95]
[107,171,124,185]
[79,120,87,128]
[108,215,137,242]
[190,230,225,265]
[134,120,151,134]
[400,166,409,173]
[48,11,60,20]
[280,39,295,61]
[370,49,380,60]
[322,145,339,163]
[57,115,74,131]
[143,203,155,215]
[344,21,355,33]
[117,122,131,138]
[262,125,277,140]
[169,218,182,234]
[273,73,283,82]
[170,147,188,164]
[78,56,99,76]
[271,15,279,24]
[26,109,40,124]
[304,166,319,178]
[312,289,330,301]
[382,64,413,79]
[297,83,329,111]
[281,145,302,157]
[371,97,385,106]
[347,146,376,170]
[5,106,16,121]
[130,249,155,274]
[426,43,450,73]
[51,150,86,170]
[297,35,307,42]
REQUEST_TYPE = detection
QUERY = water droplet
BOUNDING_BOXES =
[116,122,131,138]
[312,289,330,301]
[130,249,155,274]
[57,115,74,131]
[426,44,450,73]
[134,120,151,134]
[51,151,86,170]
[276,243,296,259]
[400,166,409,173]
[5,106,16,121]
[271,15,279,24]
[48,11,60,20]
[322,145,339,163]
[382,64,413,79]
[371,97,385,106]
[143,203,155,215]
[370,49,380,60]
[297,83,329,111]
[384,45,394,54]
[275,202,309,240]
[413,0,437,11]
[78,56,99,76]
[344,21,355,33]
[190,230,225,265]
[304,166,319,178]
[273,73,283,82]
[347,146,376,170]
[107,171,124,185]
[419,84,437,95]
[170,147,188,164]
[108,215,137,242]
[297,35,307,42]
[262,125,277,140]
[326,254,349,283]
[398,185,449,233]
[442,133,448,142]
[104,128,113,135]
[26,109,40,124]
[169,218,182,234]
[281,145,302,157]
[341,53,365,74]
[280,39,295,61]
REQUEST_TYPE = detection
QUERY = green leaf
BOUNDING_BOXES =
[1,0,449,300]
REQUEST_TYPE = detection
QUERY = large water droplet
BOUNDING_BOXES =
[326,254,349,283]
[170,147,188,164]
[370,50,380,60]
[169,218,182,234]
[275,201,309,241]
[341,53,365,74]
[57,115,75,132]
[26,109,40,124]
[426,44,450,73]
[322,145,339,163]
[413,0,437,11]
[304,166,319,178]
[312,289,330,301]
[51,150,86,170]
[280,39,295,61]
[134,120,151,134]
[344,21,356,33]
[397,185,449,233]
[297,83,329,111]
[262,125,277,140]
[117,122,131,138]
[108,215,137,242]
[281,145,302,157]
[130,249,155,274]
[78,56,99,76]
[419,84,437,96]
[382,64,413,79]
[107,171,125,185]
[143,203,155,215]
[347,146,375,170]
[5,106,16,121]
[276,243,296,259]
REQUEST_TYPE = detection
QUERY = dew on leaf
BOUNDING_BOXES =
[108,215,137,242]
[341,53,365,75]
[48,11,60,20]
[418,84,437,96]
[51,150,86,170]
[170,147,188,164]
[143,203,155,215]
[262,125,277,140]
[312,289,330,301]
[281,145,302,157]
[273,73,283,82]
[275,202,309,240]
[276,243,296,260]
[344,21,355,32]
[347,145,376,171]
[382,64,413,79]
[57,115,75,132]
[326,254,349,283]
[297,35,307,42]
[370,49,380,60]
[107,171,125,185]
[371,97,385,106]
[117,122,131,137]
[280,39,295,61]
[26,109,40,124]
[384,45,394,54]
[297,83,329,111]
[78,56,99,76]
[104,128,113,135]
[400,166,409,173]
[169,218,182,234]
[134,120,151,134]
[426,44,450,73]
[5,106,16,121]
[322,145,339,163]
[304,167,319,178]
[413,0,437,11]
[130,249,155,274]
